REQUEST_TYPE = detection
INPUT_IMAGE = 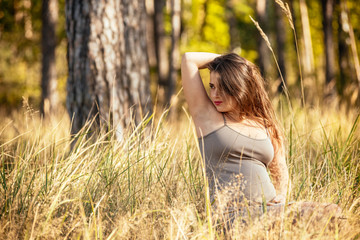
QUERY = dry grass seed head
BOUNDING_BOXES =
[274,0,294,29]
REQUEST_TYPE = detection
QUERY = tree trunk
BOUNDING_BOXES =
[337,0,350,95]
[299,0,316,102]
[321,0,337,100]
[41,0,58,117]
[275,3,287,93]
[256,0,269,77]
[299,0,314,77]
[168,0,181,105]
[226,0,240,51]
[14,0,33,39]
[145,0,157,68]
[23,0,32,39]
[153,0,170,103]
[14,0,24,23]
[341,0,360,92]
[66,0,152,138]
[200,0,209,40]
[288,0,300,82]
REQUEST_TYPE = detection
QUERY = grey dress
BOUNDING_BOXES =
[198,114,277,204]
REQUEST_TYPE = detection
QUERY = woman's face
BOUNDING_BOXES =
[209,72,239,114]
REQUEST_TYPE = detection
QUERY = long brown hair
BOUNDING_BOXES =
[207,53,284,154]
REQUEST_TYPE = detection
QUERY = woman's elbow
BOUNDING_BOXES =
[181,53,191,66]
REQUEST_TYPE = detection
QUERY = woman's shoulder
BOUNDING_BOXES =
[226,118,269,140]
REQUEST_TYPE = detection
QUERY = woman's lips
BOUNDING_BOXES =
[214,101,222,106]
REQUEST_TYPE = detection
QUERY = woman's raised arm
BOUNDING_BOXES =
[181,52,220,119]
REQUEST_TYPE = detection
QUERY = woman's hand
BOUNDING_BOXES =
[267,194,286,205]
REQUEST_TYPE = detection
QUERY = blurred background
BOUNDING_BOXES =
[0,0,359,115]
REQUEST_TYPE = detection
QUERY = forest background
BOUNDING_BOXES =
[1,0,360,111]
[0,0,360,239]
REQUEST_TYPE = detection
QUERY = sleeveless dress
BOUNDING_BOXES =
[198,115,277,204]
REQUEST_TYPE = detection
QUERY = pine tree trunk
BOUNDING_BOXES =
[145,0,157,68]
[226,0,240,51]
[41,0,58,117]
[299,0,314,76]
[256,0,269,77]
[66,0,152,138]
[168,0,181,104]
[288,0,300,82]
[23,0,32,39]
[321,0,337,100]
[299,0,316,102]
[337,0,351,94]
[153,0,170,97]
[338,0,360,104]
[341,0,360,92]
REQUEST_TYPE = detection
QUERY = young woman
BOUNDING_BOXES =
[181,52,290,207]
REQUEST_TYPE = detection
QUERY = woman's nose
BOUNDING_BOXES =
[212,88,217,96]
[214,89,220,97]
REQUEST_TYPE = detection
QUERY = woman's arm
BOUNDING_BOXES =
[268,144,290,204]
[181,52,220,119]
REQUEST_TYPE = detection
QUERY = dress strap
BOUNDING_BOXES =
[222,113,227,125]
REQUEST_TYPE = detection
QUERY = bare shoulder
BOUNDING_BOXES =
[227,118,269,140]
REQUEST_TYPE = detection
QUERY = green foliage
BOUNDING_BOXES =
[1,0,360,110]
[231,0,259,61]
[180,0,261,62]
[182,0,230,53]
[306,0,325,70]
[0,0,67,110]
[0,41,41,109]
[202,1,230,50]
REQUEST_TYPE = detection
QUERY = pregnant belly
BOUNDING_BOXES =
[216,160,277,203]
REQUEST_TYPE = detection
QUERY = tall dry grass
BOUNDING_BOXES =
[0,98,359,239]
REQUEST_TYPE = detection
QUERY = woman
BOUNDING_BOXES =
[181,52,290,209]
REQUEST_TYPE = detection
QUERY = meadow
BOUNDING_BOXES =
[0,96,359,239]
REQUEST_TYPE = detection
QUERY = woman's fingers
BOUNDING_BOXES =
[267,194,286,205]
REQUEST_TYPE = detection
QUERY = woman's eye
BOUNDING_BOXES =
[209,84,214,89]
